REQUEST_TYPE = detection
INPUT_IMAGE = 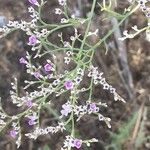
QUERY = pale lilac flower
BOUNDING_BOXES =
[64,80,74,90]
[60,102,72,117]
[73,139,82,149]
[26,100,33,108]
[28,0,38,5]
[33,71,41,79]
[27,114,37,126]
[9,130,17,138]
[44,63,52,72]
[89,103,97,111]
[28,35,37,45]
[19,57,27,64]
[28,120,35,126]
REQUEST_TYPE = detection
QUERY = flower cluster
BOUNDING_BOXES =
[60,101,111,127]
[62,136,82,150]
[61,136,98,150]
[138,0,150,17]
[9,122,21,148]
[25,122,65,140]
[0,109,7,129]
[88,66,125,103]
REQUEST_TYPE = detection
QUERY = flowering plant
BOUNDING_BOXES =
[0,0,149,149]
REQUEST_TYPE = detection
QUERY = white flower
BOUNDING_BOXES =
[103,83,110,90]
[119,30,134,41]
[55,8,62,15]
[87,29,99,37]
[28,7,34,13]
[0,119,6,125]
[53,79,60,86]
[64,41,71,47]
[70,36,75,41]
[66,51,73,56]
[58,0,66,6]
[64,57,71,64]
[61,18,69,24]
[74,76,82,84]
[41,29,49,36]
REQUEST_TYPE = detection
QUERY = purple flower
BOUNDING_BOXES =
[60,103,72,117]
[28,35,37,45]
[26,100,33,108]
[89,103,97,111]
[28,119,35,126]
[28,0,38,5]
[73,139,82,149]
[33,71,41,79]
[19,57,27,64]
[44,63,52,72]
[9,130,17,138]
[27,115,37,126]
[64,80,74,90]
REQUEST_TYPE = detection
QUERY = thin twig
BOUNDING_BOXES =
[131,100,145,142]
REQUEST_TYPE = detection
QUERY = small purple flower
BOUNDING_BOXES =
[28,0,38,5]
[64,80,74,90]
[60,103,72,117]
[73,139,82,149]
[28,119,35,126]
[26,100,33,108]
[9,130,17,138]
[19,57,27,64]
[27,115,37,126]
[28,35,37,45]
[89,103,97,111]
[33,71,41,79]
[44,63,52,72]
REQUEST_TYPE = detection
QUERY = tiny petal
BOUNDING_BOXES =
[27,114,37,126]
[73,139,82,149]
[64,80,73,90]
[28,119,35,126]
[9,130,17,138]
[55,8,62,15]
[19,57,27,64]
[33,72,41,79]
[58,0,66,6]
[90,103,96,110]
[28,35,37,45]
[26,100,33,108]
[28,0,38,5]
[60,102,72,117]
[44,63,52,72]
